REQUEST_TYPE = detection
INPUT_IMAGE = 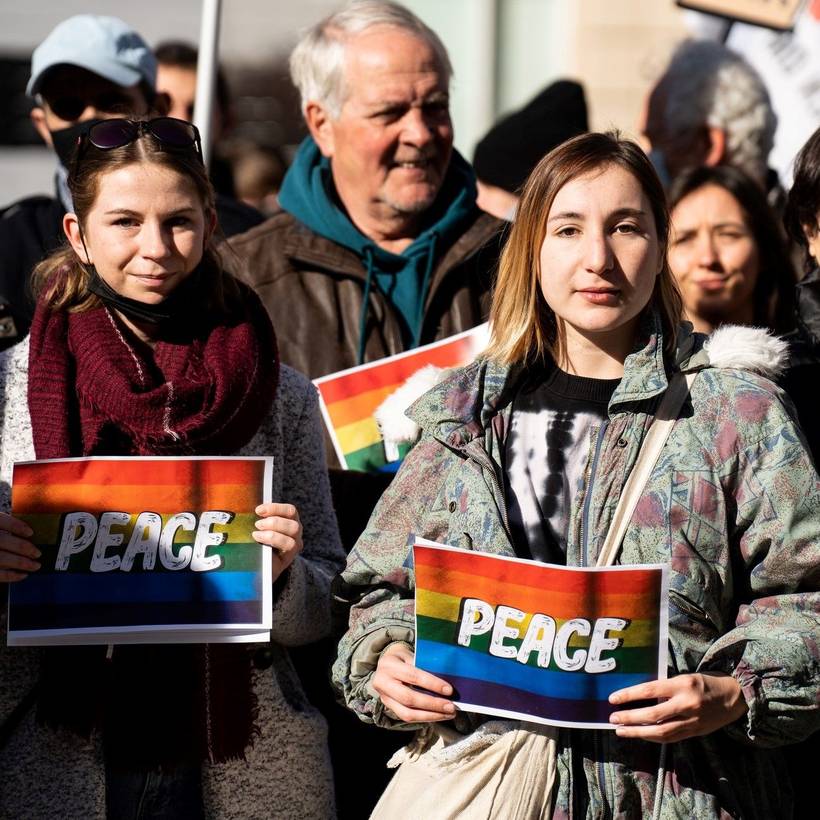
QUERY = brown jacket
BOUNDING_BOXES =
[225,208,504,382]
[225,207,504,549]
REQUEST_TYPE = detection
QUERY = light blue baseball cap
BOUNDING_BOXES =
[27,14,157,98]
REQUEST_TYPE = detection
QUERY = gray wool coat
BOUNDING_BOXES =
[0,337,344,819]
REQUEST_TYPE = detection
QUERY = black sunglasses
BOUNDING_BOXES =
[47,91,137,122]
[74,117,203,169]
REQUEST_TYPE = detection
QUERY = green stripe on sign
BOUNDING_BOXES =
[416,614,659,674]
[344,441,387,472]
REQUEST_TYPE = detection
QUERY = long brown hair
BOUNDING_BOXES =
[486,131,683,366]
[32,121,240,314]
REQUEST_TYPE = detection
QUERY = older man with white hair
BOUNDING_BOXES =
[228,3,501,814]
[229,0,501,548]
[229,0,501,384]
[642,39,778,196]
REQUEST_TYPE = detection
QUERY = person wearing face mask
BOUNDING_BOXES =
[0,14,263,353]
[0,115,343,819]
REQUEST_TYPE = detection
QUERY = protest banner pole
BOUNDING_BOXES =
[194,0,223,169]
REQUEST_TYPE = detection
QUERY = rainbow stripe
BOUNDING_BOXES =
[314,325,489,472]
[9,457,272,645]
[413,541,668,729]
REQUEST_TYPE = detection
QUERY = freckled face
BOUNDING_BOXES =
[538,164,662,354]
[70,162,208,304]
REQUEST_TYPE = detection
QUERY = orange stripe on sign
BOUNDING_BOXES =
[415,565,659,621]
[414,546,659,595]
[317,338,476,405]
[13,459,265,487]
[12,483,258,515]
[324,381,403,427]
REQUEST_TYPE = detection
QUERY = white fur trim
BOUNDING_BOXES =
[375,365,444,456]
[703,325,789,380]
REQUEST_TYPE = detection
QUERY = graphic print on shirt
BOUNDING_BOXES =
[503,368,619,563]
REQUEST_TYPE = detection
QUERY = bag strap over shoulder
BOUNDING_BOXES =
[596,371,696,568]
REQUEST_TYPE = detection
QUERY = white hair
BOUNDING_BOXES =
[289,0,453,119]
[657,40,776,183]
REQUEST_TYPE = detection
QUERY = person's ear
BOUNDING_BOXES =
[304,100,335,158]
[205,209,217,243]
[63,213,90,263]
[153,92,171,117]
[31,106,53,147]
[704,126,727,167]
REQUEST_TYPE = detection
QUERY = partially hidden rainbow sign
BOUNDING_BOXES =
[8,457,273,646]
[413,539,669,729]
[314,324,489,472]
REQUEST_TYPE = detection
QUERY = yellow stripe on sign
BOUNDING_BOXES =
[336,416,382,454]
[416,587,657,647]
[417,588,462,621]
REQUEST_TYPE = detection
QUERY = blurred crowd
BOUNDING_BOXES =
[0,2,819,819]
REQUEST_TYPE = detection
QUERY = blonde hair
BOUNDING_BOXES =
[486,131,682,366]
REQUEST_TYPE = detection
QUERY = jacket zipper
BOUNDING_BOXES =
[580,421,608,568]
[575,420,612,816]
[467,449,512,541]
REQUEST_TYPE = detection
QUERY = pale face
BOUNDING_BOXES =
[539,164,662,361]
[65,163,208,305]
[309,27,453,238]
[668,184,759,328]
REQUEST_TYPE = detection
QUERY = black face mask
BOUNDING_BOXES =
[86,265,204,328]
[50,118,107,169]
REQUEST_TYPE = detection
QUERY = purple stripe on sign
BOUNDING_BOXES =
[8,600,262,631]
[445,674,618,725]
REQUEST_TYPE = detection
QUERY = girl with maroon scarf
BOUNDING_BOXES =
[0,118,344,818]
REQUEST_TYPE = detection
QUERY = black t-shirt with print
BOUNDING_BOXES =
[503,364,620,563]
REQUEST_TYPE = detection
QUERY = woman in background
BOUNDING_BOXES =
[0,117,343,818]
[667,164,795,335]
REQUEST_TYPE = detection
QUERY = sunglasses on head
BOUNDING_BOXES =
[74,117,203,169]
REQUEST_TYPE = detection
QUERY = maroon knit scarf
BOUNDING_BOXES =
[27,277,278,770]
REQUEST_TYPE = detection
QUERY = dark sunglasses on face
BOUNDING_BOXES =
[45,91,137,122]
[74,117,203,168]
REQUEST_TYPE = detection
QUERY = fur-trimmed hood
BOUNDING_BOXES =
[376,323,789,449]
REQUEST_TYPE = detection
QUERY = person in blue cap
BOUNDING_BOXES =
[0,14,262,352]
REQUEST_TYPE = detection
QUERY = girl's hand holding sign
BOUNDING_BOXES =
[0,511,39,582]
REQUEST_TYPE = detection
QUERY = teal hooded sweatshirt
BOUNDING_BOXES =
[278,137,479,363]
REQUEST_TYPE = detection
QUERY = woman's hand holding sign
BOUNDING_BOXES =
[0,512,40,582]
[608,671,747,742]
[253,503,303,581]
[373,643,457,723]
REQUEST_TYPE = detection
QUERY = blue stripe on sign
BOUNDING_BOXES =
[9,570,260,605]
[8,600,262,631]
[415,638,653,702]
